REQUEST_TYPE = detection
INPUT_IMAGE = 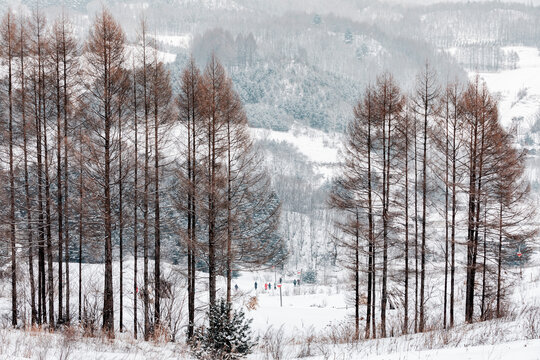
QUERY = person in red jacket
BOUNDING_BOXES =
[264,283,268,291]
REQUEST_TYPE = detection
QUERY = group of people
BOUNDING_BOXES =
[253,277,301,291]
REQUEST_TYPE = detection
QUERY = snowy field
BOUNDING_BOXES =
[1,253,540,359]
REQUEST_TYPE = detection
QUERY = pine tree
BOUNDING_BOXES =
[192,299,257,359]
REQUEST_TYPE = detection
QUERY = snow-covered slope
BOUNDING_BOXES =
[474,47,540,130]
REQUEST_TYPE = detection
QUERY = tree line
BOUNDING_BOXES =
[0,8,283,340]
[330,67,536,339]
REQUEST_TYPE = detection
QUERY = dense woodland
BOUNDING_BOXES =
[330,69,536,338]
[0,8,284,339]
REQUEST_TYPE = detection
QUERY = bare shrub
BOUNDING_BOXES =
[261,325,287,360]
[324,322,357,345]
[523,306,540,339]
[296,327,316,358]
[315,342,332,360]
[160,269,187,342]
[82,295,101,337]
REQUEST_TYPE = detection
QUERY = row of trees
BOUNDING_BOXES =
[0,8,283,340]
[330,67,535,339]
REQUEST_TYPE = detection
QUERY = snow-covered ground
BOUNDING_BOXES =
[251,126,342,182]
[473,46,540,130]
[151,34,192,49]
[1,252,539,359]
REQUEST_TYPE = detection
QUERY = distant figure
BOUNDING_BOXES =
[297,279,301,286]
[279,277,282,284]
[254,281,258,290]
[264,283,268,291]
[235,284,239,291]
[274,283,276,290]
[293,279,297,286]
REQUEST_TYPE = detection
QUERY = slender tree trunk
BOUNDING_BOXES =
[480,200,487,320]
[225,115,233,306]
[465,107,478,323]
[78,126,83,323]
[450,108,457,328]
[496,199,503,317]
[186,92,194,338]
[354,210,360,340]
[133,65,139,339]
[365,98,373,339]
[42,59,55,327]
[207,61,218,307]
[153,73,161,328]
[35,55,46,324]
[119,105,124,332]
[102,38,115,335]
[419,97,428,333]
[62,20,71,324]
[381,100,391,338]
[414,116,419,333]
[141,31,150,339]
[404,113,410,335]
[20,29,37,324]
[372,234,376,339]
[143,78,150,340]
[55,41,64,323]
[6,14,17,327]
[443,100,449,329]
[186,62,198,339]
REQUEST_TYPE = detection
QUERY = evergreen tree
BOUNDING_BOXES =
[192,299,257,360]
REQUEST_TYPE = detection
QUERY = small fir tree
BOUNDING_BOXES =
[191,299,257,359]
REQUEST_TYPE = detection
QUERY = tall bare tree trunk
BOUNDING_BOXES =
[2,11,18,327]
[53,26,64,322]
[365,91,374,339]
[414,114,419,333]
[443,96,449,329]
[140,22,151,339]
[119,103,124,332]
[61,17,73,324]
[404,110,410,335]
[152,58,162,328]
[132,62,139,339]
[19,17,37,324]
[78,125,83,323]
[42,51,55,327]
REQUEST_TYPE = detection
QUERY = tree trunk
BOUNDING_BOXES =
[132,65,139,339]
[153,69,161,328]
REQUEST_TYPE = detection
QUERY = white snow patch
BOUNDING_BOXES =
[472,46,540,130]
[151,34,192,49]
[251,126,342,181]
